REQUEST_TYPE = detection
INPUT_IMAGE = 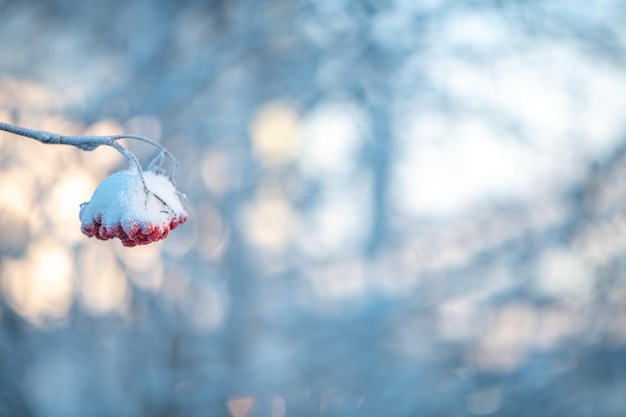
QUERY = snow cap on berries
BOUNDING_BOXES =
[79,170,188,247]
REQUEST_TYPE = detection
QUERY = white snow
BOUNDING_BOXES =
[79,170,186,232]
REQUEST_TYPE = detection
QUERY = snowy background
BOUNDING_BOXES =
[2,0,626,416]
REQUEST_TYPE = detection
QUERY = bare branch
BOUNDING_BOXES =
[0,121,164,193]
[0,120,175,176]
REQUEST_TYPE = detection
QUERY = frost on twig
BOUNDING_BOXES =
[0,121,188,247]
[0,122,178,173]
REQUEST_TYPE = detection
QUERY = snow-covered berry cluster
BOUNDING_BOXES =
[80,170,188,247]
[0,121,188,247]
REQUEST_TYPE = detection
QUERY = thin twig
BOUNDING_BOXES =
[0,121,126,156]
[0,121,176,167]
[109,134,179,167]
[0,121,174,196]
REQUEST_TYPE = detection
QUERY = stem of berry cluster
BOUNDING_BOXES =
[0,121,179,195]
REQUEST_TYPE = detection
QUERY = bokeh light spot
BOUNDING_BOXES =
[78,242,129,315]
[251,101,300,166]
[1,240,74,326]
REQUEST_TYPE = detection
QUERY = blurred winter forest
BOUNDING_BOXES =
[2,0,626,415]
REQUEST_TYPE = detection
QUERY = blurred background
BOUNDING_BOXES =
[1,0,626,416]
